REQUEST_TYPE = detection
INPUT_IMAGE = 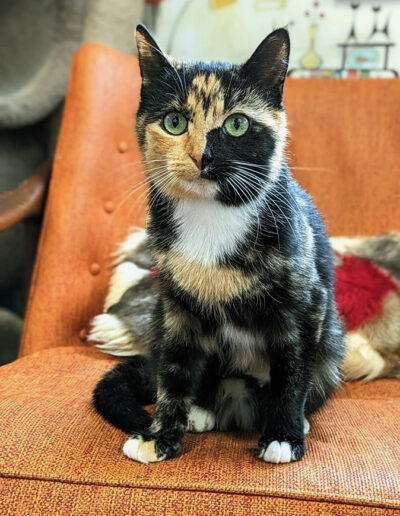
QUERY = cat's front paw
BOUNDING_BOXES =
[258,438,305,464]
[123,435,164,464]
[123,434,181,464]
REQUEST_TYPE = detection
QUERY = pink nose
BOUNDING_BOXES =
[190,154,202,170]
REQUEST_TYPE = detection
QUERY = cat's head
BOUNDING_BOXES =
[135,25,289,205]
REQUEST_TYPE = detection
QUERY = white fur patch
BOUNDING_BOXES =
[172,199,255,265]
[104,262,149,311]
[123,436,165,464]
[304,418,310,435]
[187,405,216,432]
[267,127,287,187]
[179,177,218,200]
[330,236,366,256]
[88,313,140,356]
[259,440,293,464]
[112,228,147,265]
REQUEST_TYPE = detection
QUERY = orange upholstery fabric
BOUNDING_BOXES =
[1,347,399,515]
[2,480,398,516]
[2,43,400,514]
[285,79,400,236]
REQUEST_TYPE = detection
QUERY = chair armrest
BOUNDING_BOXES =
[20,43,146,357]
[0,161,51,232]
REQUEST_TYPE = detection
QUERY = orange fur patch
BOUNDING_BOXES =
[155,249,254,304]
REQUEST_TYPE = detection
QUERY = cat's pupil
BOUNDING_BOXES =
[233,118,241,130]
[172,116,179,128]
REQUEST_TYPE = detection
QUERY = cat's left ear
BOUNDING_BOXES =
[241,28,290,106]
[136,24,173,85]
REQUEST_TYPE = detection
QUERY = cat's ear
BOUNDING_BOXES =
[241,28,290,105]
[135,24,173,84]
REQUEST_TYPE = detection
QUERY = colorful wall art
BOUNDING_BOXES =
[154,0,399,78]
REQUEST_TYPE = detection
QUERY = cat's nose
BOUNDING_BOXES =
[201,148,214,169]
[190,154,202,170]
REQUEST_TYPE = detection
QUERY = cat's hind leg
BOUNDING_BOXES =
[215,377,260,432]
[187,405,216,433]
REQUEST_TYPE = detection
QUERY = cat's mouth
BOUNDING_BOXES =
[179,176,218,200]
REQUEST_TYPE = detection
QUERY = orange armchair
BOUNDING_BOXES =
[0,43,399,515]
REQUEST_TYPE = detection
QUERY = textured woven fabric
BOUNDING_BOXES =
[285,78,400,237]
[1,347,399,514]
[1,478,399,516]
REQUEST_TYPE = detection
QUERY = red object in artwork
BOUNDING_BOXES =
[335,254,399,331]
[145,0,164,5]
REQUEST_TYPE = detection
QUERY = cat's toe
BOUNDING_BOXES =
[258,440,305,464]
[187,405,216,432]
[123,435,166,464]
[258,440,292,463]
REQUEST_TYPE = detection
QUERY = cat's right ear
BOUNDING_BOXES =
[136,24,172,84]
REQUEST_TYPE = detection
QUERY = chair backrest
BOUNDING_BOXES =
[20,44,145,356]
[285,78,400,235]
[19,43,400,356]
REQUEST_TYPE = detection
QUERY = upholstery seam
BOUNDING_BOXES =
[0,472,398,511]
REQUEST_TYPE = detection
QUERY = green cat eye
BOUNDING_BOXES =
[163,111,187,135]
[224,114,249,137]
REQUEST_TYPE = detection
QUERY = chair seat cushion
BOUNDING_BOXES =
[1,346,399,515]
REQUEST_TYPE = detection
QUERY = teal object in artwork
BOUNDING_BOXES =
[347,48,380,69]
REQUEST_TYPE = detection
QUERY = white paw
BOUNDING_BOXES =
[123,436,165,464]
[304,418,310,435]
[187,405,216,433]
[259,441,293,464]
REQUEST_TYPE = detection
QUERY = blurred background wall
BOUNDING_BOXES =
[155,0,399,77]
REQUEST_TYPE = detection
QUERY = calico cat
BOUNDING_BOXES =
[93,25,344,464]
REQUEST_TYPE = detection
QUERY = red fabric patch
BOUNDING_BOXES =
[335,254,399,331]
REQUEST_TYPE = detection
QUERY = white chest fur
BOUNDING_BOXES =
[172,199,255,265]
